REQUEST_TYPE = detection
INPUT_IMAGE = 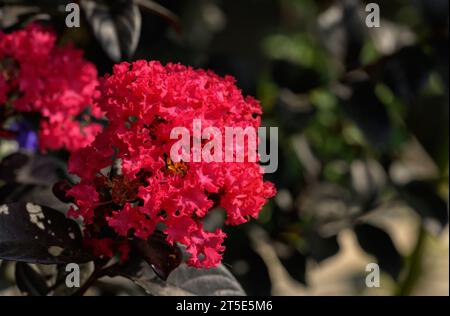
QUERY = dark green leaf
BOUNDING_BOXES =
[0,152,29,183]
[52,180,74,204]
[113,258,245,296]
[318,0,366,70]
[81,0,141,62]
[0,152,65,186]
[307,232,340,263]
[135,0,181,34]
[340,77,392,150]
[0,202,92,264]
[0,5,43,29]
[223,228,272,296]
[162,263,245,296]
[272,59,324,93]
[0,182,69,212]
[0,182,35,205]
[300,183,360,233]
[397,181,449,234]
[15,262,49,296]
[132,231,182,280]
[405,93,449,171]
[0,153,69,209]
[417,0,449,28]
[278,248,307,284]
[381,46,432,105]
[0,260,14,291]
[275,89,316,133]
[354,223,402,279]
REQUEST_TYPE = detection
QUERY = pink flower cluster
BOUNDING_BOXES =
[0,24,102,152]
[68,60,276,268]
[0,75,8,105]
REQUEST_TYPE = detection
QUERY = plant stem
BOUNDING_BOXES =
[395,226,426,296]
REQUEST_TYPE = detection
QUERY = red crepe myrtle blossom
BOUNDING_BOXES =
[0,24,102,152]
[67,60,276,268]
[0,75,8,105]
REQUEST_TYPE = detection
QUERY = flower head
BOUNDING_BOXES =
[0,23,102,152]
[0,75,8,105]
[68,60,276,268]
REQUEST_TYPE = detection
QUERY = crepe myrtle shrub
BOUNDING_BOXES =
[0,58,275,294]
[63,60,276,272]
[0,23,102,153]
[0,60,275,296]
